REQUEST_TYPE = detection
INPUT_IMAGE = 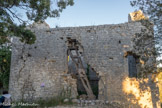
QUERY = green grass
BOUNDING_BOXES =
[36,97,73,108]
[12,97,74,108]
[12,106,37,108]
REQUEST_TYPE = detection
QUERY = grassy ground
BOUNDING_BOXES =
[11,97,74,108]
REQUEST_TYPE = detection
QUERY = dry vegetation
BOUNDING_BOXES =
[157,68,162,103]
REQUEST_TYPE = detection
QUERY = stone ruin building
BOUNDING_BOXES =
[9,12,161,108]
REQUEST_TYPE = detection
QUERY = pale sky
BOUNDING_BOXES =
[45,0,136,28]
[14,0,137,27]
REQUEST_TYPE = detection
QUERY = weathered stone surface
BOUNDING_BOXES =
[71,99,79,103]
[63,99,69,103]
[9,21,160,107]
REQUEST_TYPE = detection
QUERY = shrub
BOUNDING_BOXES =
[0,46,11,90]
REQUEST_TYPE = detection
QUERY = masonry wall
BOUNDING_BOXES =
[9,21,160,107]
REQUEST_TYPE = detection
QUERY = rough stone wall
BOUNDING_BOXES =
[9,21,160,107]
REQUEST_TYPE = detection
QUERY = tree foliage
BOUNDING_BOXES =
[130,0,162,65]
[0,46,11,89]
[0,0,74,45]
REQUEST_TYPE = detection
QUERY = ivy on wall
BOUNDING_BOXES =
[132,20,157,77]
[0,46,11,90]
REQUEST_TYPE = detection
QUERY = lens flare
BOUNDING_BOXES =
[122,77,153,108]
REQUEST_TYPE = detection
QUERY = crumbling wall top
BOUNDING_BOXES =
[27,21,50,30]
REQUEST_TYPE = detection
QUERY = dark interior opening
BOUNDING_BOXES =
[128,55,137,78]
[67,55,99,99]
[124,51,140,78]
[119,40,121,44]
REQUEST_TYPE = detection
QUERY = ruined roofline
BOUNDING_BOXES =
[29,10,151,30]
[28,20,148,30]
